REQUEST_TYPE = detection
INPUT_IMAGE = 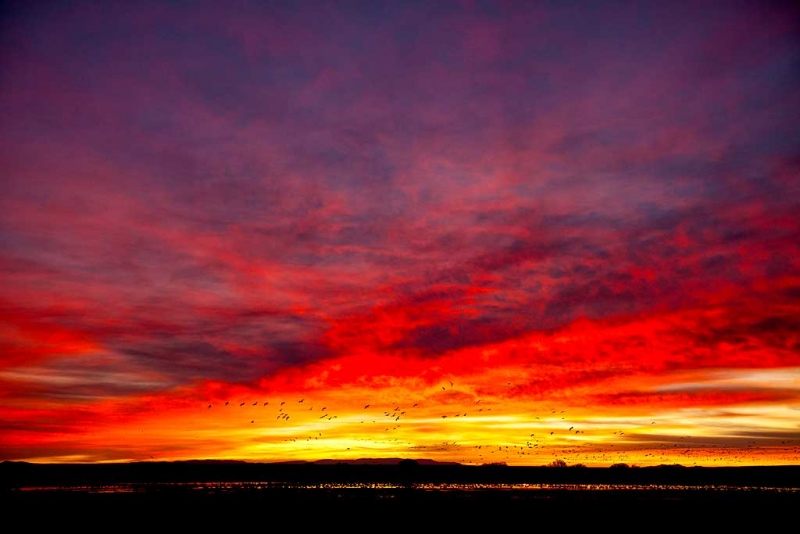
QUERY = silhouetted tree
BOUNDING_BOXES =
[548,459,568,467]
[610,463,630,469]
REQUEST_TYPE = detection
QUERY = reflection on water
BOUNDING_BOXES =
[18,481,800,494]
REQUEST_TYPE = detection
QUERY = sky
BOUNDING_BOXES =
[1,0,798,467]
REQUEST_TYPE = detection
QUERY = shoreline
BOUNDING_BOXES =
[4,461,800,489]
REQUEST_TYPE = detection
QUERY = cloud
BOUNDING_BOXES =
[1,0,798,463]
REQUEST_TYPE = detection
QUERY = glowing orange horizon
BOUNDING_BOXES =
[4,301,798,467]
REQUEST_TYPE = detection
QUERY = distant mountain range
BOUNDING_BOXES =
[174,457,460,466]
[272,457,459,466]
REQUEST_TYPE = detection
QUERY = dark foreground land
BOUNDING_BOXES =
[2,461,799,525]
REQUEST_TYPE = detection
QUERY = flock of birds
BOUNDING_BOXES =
[206,396,422,434]
[201,380,799,466]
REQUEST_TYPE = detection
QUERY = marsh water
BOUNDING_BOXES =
[15,480,800,494]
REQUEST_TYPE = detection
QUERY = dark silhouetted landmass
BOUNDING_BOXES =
[2,459,798,525]
[3,459,799,489]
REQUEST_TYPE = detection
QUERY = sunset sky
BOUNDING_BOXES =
[1,1,798,467]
